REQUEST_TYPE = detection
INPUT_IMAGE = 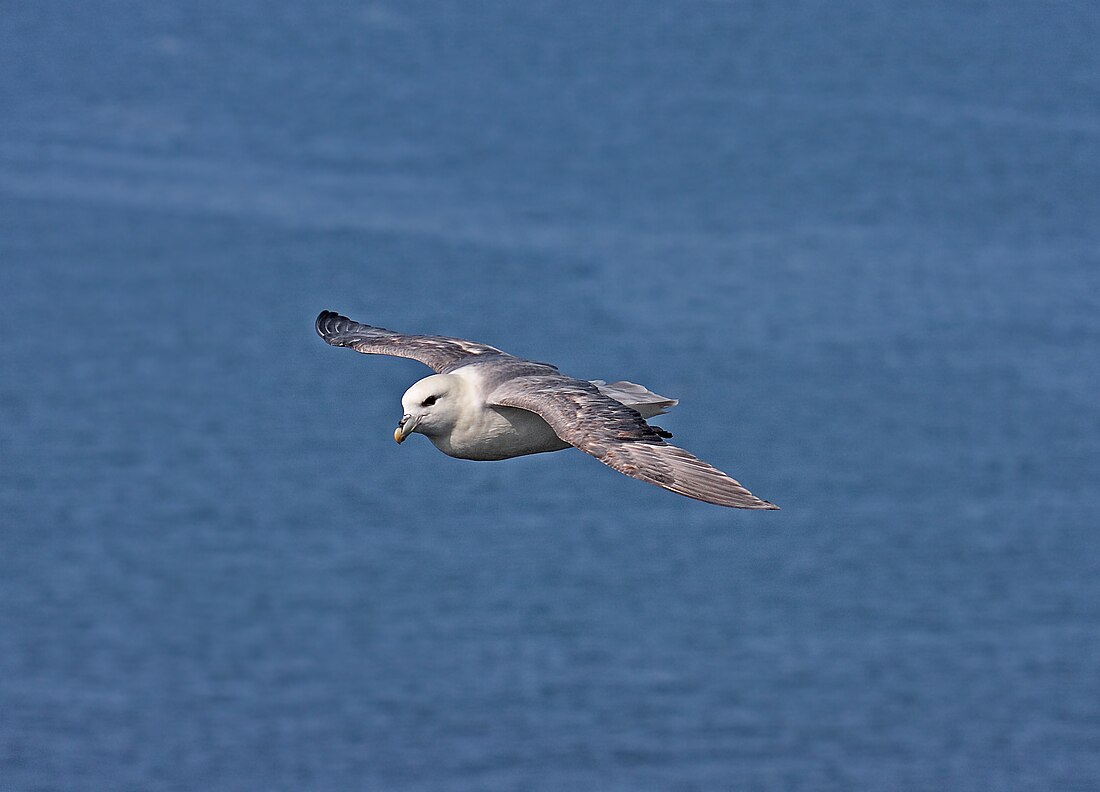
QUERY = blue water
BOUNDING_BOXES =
[3,2,1099,789]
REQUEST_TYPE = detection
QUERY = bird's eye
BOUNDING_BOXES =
[421,395,438,407]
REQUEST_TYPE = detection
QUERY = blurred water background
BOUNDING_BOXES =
[3,2,1100,789]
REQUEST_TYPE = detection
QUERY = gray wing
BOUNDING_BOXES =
[489,376,778,509]
[316,311,507,373]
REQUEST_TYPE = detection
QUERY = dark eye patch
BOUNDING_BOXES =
[421,395,438,407]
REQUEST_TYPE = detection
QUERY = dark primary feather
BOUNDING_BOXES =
[489,376,778,509]
[315,310,507,373]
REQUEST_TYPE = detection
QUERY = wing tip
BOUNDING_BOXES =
[315,310,353,341]
[707,493,780,510]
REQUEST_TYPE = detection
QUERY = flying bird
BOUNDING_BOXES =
[316,311,778,509]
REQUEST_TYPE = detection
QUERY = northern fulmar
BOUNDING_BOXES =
[316,310,778,509]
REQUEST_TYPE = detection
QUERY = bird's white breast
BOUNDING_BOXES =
[428,366,569,460]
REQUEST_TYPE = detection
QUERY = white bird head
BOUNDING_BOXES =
[394,374,465,443]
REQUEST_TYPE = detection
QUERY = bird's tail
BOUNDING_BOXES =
[590,380,679,419]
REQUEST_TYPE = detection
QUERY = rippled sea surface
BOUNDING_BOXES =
[3,2,1099,789]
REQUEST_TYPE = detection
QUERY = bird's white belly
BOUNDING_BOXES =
[431,406,569,460]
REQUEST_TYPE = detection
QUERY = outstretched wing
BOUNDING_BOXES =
[316,310,507,373]
[489,376,778,509]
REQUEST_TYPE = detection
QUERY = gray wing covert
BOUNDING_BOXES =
[316,311,506,373]
[488,376,778,509]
